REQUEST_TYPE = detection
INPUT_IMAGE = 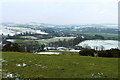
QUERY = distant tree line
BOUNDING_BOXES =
[79,49,120,58]
[2,41,46,53]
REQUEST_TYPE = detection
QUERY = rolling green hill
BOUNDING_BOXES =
[2,52,119,78]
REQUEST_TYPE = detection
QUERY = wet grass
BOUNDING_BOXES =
[2,52,119,78]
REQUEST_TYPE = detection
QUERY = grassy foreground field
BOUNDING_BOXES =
[2,52,119,78]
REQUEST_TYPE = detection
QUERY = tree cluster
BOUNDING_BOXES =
[79,49,120,58]
[79,49,96,57]
[2,42,20,52]
[97,49,120,58]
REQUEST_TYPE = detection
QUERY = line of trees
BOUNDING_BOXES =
[2,41,46,53]
[79,49,120,58]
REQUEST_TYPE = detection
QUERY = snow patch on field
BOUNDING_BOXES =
[16,63,27,67]
[37,52,60,55]
[69,49,80,52]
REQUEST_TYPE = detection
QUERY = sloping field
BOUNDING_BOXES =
[2,52,119,78]
[0,25,48,36]
[14,37,75,44]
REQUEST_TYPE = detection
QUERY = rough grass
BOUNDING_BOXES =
[2,52,119,78]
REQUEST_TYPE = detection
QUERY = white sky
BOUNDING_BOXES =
[0,0,119,25]
[1,0,118,3]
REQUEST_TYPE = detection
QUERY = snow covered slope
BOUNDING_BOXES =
[77,40,119,50]
[0,25,48,36]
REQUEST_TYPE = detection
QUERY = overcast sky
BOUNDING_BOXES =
[0,0,119,25]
